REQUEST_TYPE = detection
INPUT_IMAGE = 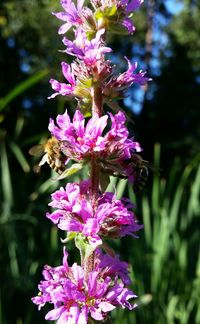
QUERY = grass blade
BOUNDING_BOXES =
[9,141,30,173]
[0,69,49,111]
[0,138,13,209]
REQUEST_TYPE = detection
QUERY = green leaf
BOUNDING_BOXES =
[106,176,118,192]
[108,24,129,35]
[0,69,49,111]
[0,138,13,209]
[142,196,152,246]
[75,233,96,261]
[86,31,96,40]
[14,116,25,140]
[105,5,117,17]
[79,78,93,88]
[100,172,110,192]
[136,294,153,307]
[95,6,117,19]
[116,179,127,199]
[55,163,84,180]
[95,9,104,19]
[61,232,76,243]
[9,141,30,173]
[166,296,179,322]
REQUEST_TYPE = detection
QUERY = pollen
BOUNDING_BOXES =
[77,137,84,144]
[86,297,96,307]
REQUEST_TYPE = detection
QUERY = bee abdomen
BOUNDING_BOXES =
[47,156,65,174]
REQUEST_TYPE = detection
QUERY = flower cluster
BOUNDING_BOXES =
[48,0,149,111]
[32,0,149,322]
[46,181,143,247]
[48,109,142,179]
[32,248,137,323]
[49,56,150,106]
[54,0,144,35]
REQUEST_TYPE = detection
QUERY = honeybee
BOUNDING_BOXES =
[29,137,66,174]
[131,154,157,193]
[133,162,149,193]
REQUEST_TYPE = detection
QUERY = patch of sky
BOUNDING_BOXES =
[20,62,31,73]
[164,48,173,58]
[151,58,161,77]
[154,12,170,28]
[124,87,144,115]
[7,37,15,48]
[107,53,121,65]
[22,98,33,109]
[165,0,184,15]
[132,44,145,56]
[127,0,184,115]
[195,75,200,84]
[37,96,45,107]
[19,49,28,57]
[153,30,169,49]
[146,83,157,101]
[131,44,146,69]
[150,21,171,76]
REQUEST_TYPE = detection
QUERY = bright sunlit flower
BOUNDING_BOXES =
[46,181,143,247]
[53,0,85,34]
[62,28,112,66]
[48,109,142,179]
[48,62,76,99]
[32,248,137,323]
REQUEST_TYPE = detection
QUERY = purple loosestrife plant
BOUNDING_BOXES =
[32,0,151,322]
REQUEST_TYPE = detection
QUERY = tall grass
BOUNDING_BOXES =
[111,144,200,324]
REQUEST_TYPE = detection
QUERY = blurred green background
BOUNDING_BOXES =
[0,0,200,323]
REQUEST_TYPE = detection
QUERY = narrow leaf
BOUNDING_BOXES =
[0,69,49,111]
[9,141,30,173]
[55,163,83,180]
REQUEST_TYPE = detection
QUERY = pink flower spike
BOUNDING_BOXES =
[32,249,137,322]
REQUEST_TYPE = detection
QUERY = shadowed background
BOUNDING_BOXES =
[0,0,200,323]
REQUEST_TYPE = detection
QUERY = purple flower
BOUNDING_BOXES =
[53,0,85,34]
[122,0,144,13]
[49,109,108,158]
[91,0,144,34]
[53,0,144,36]
[32,248,137,323]
[62,28,112,66]
[118,57,150,85]
[48,109,142,176]
[95,249,132,285]
[122,17,136,34]
[121,0,144,34]
[104,57,151,98]
[48,62,76,99]
[46,181,143,246]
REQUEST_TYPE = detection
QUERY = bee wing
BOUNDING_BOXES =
[38,153,48,166]
[33,164,42,174]
[144,161,160,174]
[29,145,44,157]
